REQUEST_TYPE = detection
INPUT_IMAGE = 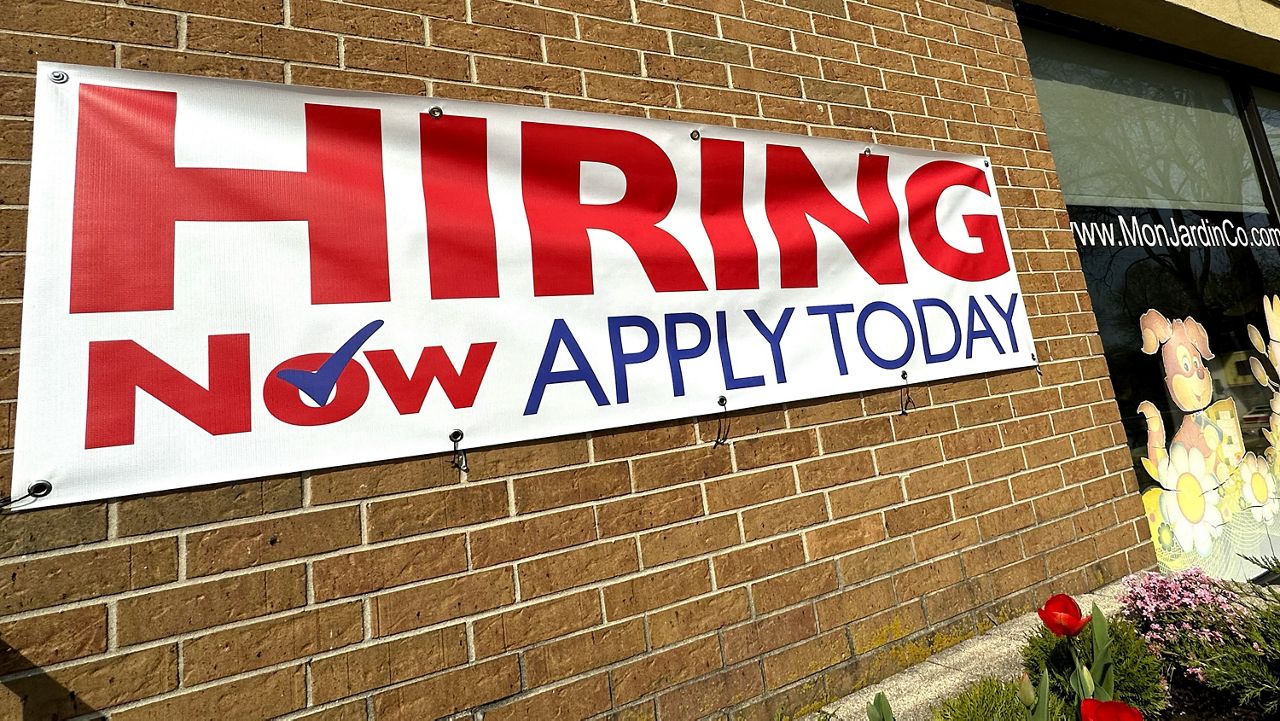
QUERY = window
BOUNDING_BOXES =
[1022,15,1280,580]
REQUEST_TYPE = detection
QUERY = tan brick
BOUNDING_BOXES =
[875,436,944,473]
[0,538,175,615]
[466,436,589,480]
[113,665,306,721]
[751,562,839,614]
[0,502,106,558]
[0,119,32,161]
[474,590,603,657]
[546,38,642,73]
[525,619,647,686]
[188,17,335,63]
[604,561,712,619]
[595,420,697,460]
[650,588,751,647]
[546,0,631,15]
[0,164,29,206]
[640,515,740,566]
[472,0,576,36]
[733,430,817,470]
[344,37,470,79]
[476,56,582,94]
[724,606,817,666]
[645,53,729,86]
[743,494,828,541]
[294,702,366,721]
[518,539,639,598]
[515,461,631,512]
[311,625,468,703]
[309,454,455,504]
[0,605,106,675]
[186,506,359,576]
[581,16,669,51]
[829,476,904,518]
[486,673,612,721]
[815,578,897,630]
[914,519,981,562]
[1,0,177,46]
[851,602,927,653]
[0,207,19,252]
[431,18,541,60]
[714,536,804,586]
[182,602,362,684]
[705,466,793,513]
[120,46,285,81]
[0,76,34,117]
[470,507,595,567]
[0,645,178,719]
[0,32,115,72]
[612,635,722,704]
[673,33,750,65]
[119,476,301,535]
[291,65,428,95]
[904,460,970,498]
[885,496,953,536]
[805,515,887,559]
[367,482,508,541]
[117,565,306,645]
[313,534,466,601]
[0,310,17,357]
[762,631,851,689]
[293,0,423,42]
[372,655,521,721]
[979,501,1037,538]
[819,416,894,453]
[128,0,282,23]
[598,485,703,536]
[372,567,515,636]
[658,663,765,721]
[634,444,734,491]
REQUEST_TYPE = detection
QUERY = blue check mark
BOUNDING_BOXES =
[277,320,384,406]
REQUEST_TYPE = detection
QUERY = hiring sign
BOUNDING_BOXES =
[15,64,1034,507]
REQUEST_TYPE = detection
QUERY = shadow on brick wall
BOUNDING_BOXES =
[0,639,102,720]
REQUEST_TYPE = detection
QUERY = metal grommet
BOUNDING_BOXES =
[862,147,872,155]
[49,70,69,84]
[428,106,444,118]
[28,480,52,498]
[690,130,701,141]
[984,159,991,167]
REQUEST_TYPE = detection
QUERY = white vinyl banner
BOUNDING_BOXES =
[15,63,1035,508]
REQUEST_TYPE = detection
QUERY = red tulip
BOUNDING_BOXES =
[1037,594,1091,637]
[1081,698,1144,721]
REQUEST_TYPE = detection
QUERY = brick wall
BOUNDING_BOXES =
[0,0,1155,719]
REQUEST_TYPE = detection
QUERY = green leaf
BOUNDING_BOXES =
[1089,603,1115,700]
[1032,665,1051,721]
[867,692,895,721]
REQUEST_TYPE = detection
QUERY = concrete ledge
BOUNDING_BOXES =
[805,581,1125,721]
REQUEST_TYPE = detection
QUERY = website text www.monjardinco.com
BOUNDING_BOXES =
[1072,213,1280,247]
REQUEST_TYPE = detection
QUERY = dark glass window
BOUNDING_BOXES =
[1023,22,1280,580]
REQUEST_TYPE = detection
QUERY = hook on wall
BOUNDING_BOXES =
[449,429,468,473]
[899,371,916,416]
[1032,352,1043,378]
[1,480,52,512]
[713,396,730,447]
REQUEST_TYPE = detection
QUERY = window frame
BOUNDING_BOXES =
[1013,1,1280,221]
